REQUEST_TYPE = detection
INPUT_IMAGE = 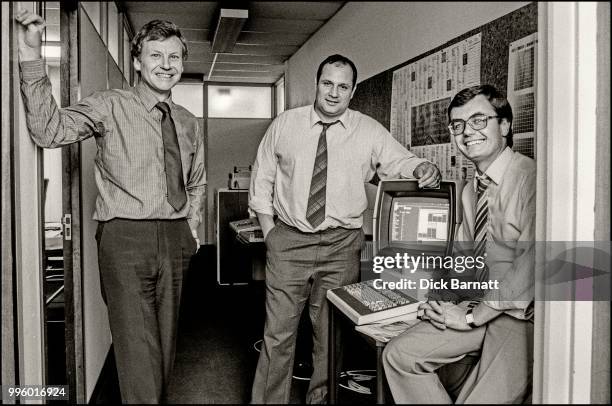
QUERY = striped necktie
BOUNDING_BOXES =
[474,175,491,283]
[306,120,339,228]
[156,102,187,211]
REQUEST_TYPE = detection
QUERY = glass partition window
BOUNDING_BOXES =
[107,2,119,65]
[43,1,60,41]
[208,85,272,119]
[42,2,60,61]
[173,83,204,117]
[123,27,131,83]
[275,77,285,116]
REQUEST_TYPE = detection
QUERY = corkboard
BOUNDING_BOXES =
[350,2,538,130]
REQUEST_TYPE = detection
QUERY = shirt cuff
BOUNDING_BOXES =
[20,59,47,81]
[187,217,199,232]
[248,202,275,217]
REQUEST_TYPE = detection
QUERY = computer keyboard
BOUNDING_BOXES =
[327,279,421,325]
[342,280,413,311]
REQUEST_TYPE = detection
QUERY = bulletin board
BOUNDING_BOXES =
[350,2,538,181]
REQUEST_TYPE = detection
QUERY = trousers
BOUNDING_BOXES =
[251,221,363,404]
[382,313,533,403]
[96,218,196,403]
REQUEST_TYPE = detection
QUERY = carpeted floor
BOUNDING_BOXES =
[166,246,318,404]
[93,246,379,404]
[165,284,257,403]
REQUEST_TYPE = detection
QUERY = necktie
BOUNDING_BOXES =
[156,102,187,211]
[474,175,491,283]
[306,120,339,228]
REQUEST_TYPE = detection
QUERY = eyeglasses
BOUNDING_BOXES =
[448,115,499,135]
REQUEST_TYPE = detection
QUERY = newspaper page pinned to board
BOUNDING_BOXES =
[390,33,481,181]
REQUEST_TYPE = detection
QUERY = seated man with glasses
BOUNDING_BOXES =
[382,84,535,403]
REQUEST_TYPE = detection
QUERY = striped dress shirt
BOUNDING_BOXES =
[249,105,429,232]
[456,147,536,319]
[19,59,206,231]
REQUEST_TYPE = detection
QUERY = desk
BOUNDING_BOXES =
[234,232,266,281]
[328,304,388,404]
[329,302,482,404]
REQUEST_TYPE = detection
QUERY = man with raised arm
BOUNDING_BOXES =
[16,10,205,403]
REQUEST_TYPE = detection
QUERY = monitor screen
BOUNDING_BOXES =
[389,197,450,244]
[374,180,457,258]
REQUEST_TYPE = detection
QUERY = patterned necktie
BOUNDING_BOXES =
[306,120,339,228]
[474,175,491,283]
[156,102,187,211]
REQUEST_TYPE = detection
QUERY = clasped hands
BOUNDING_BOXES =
[417,300,472,331]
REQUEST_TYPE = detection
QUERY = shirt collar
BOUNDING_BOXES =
[133,81,174,112]
[473,147,514,191]
[309,104,349,130]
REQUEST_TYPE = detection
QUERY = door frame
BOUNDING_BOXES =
[59,0,86,402]
[533,2,604,403]
[5,0,47,390]
[1,0,18,391]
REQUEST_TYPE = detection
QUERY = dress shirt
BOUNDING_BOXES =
[456,147,536,319]
[20,59,206,231]
[249,105,428,232]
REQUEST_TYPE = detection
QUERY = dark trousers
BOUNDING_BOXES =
[96,218,195,404]
[251,221,363,404]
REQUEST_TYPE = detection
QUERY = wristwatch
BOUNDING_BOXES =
[465,301,479,329]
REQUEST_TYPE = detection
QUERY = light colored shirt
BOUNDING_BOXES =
[19,59,206,230]
[457,147,536,319]
[249,105,428,232]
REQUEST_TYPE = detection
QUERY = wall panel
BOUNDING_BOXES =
[79,7,111,401]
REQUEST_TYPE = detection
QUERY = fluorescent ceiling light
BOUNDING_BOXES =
[211,8,248,53]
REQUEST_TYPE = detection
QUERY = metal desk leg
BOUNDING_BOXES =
[376,344,385,404]
[328,305,339,404]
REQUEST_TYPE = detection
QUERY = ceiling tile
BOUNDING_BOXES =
[230,44,299,57]
[249,2,344,20]
[237,31,309,46]
[123,1,345,83]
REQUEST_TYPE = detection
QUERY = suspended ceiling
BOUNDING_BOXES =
[123,2,346,84]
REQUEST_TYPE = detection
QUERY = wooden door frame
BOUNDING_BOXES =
[1,1,85,400]
[60,0,86,403]
[1,0,18,391]
[6,0,47,390]
[533,2,603,403]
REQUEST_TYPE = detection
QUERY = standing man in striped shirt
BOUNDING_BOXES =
[249,54,441,404]
[16,10,205,403]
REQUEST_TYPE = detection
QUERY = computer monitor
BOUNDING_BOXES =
[373,180,458,257]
